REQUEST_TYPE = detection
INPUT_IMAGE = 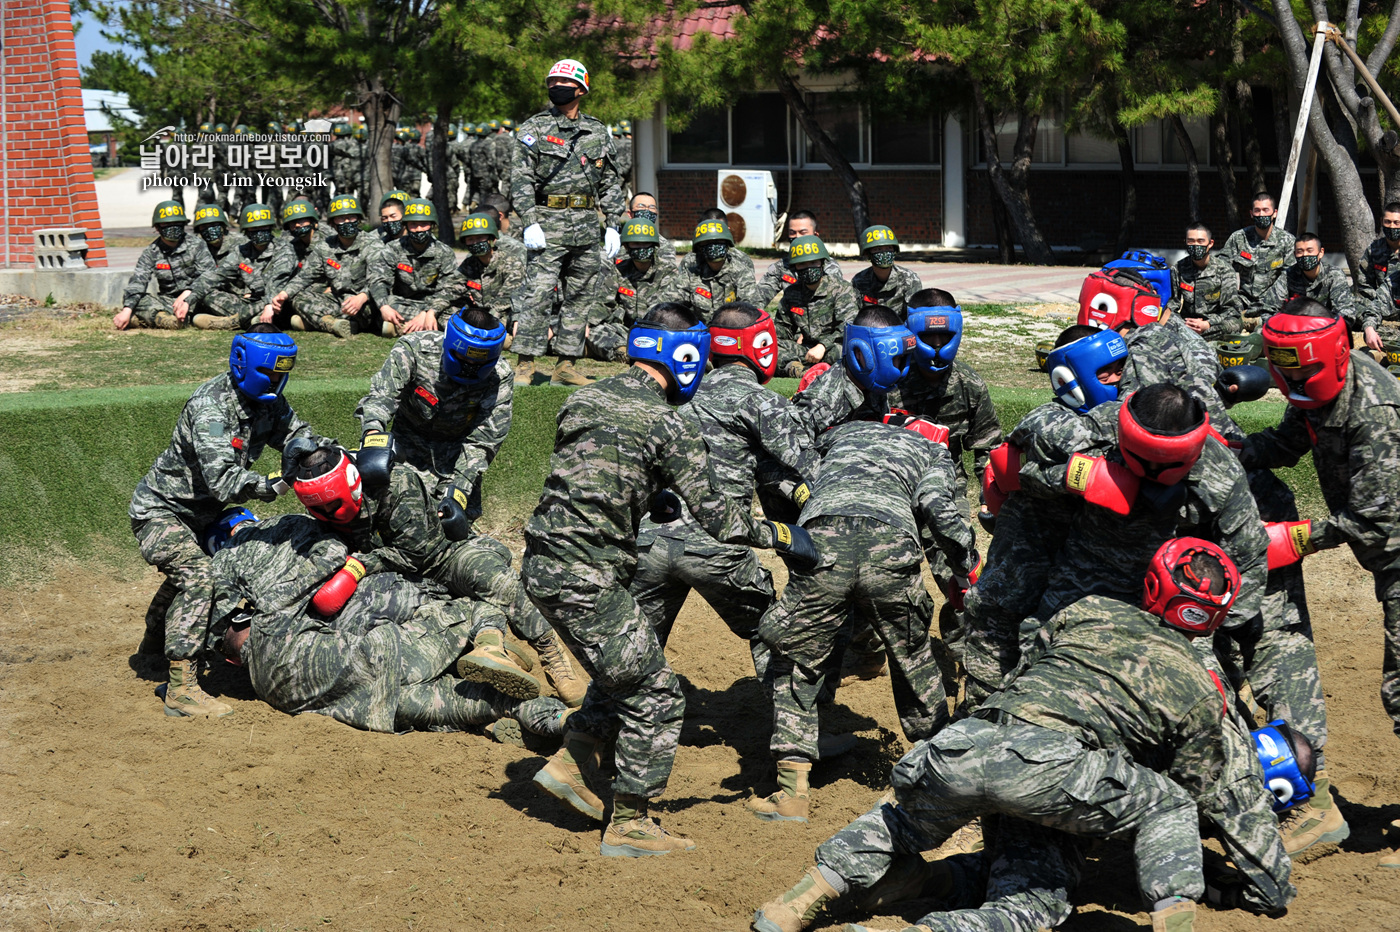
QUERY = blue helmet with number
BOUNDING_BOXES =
[442,312,507,385]
[907,305,963,374]
[1253,720,1315,812]
[230,331,297,402]
[844,322,914,394]
[627,319,711,404]
[200,507,258,556]
[1046,330,1128,414]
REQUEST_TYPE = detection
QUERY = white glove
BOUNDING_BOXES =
[603,227,621,259]
[523,223,546,251]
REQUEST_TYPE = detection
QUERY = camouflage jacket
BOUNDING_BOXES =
[336,464,456,580]
[201,230,249,266]
[1003,401,1089,546]
[602,257,676,329]
[1271,262,1358,329]
[283,233,379,300]
[1123,315,1242,446]
[331,138,360,186]
[888,361,1003,488]
[755,256,843,306]
[1241,351,1400,566]
[469,138,496,189]
[129,372,314,528]
[774,273,861,362]
[263,234,320,296]
[1355,235,1400,331]
[189,240,278,304]
[368,238,465,313]
[1168,254,1243,340]
[122,236,217,308]
[851,264,924,319]
[664,252,761,321]
[356,333,513,491]
[490,132,515,183]
[524,366,775,588]
[1220,225,1295,311]
[792,364,887,441]
[802,419,976,573]
[456,245,526,323]
[449,138,473,183]
[510,108,625,245]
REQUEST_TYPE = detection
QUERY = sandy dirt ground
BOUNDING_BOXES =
[2,547,1399,932]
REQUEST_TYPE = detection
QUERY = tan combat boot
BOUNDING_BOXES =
[1150,900,1195,932]
[288,314,307,331]
[456,629,541,700]
[550,358,591,386]
[746,760,812,822]
[753,866,840,932]
[381,320,399,338]
[152,311,182,330]
[533,730,606,820]
[532,633,587,707]
[934,817,985,856]
[599,794,696,857]
[839,651,889,687]
[321,315,352,338]
[1379,848,1400,869]
[192,313,236,331]
[164,659,232,718]
[1279,768,1349,857]
[513,355,536,386]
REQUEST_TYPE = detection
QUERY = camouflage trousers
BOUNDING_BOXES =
[132,511,212,661]
[522,553,684,798]
[843,539,964,685]
[584,320,628,362]
[814,718,1203,908]
[631,533,774,677]
[132,293,181,327]
[757,516,950,762]
[194,291,261,329]
[290,290,379,334]
[512,241,607,358]
[442,533,551,643]
[392,434,479,507]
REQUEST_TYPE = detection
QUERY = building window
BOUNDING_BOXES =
[667,107,728,164]
[981,115,1063,164]
[805,93,866,165]
[1162,115,1211,165]
[872,112,940,165]
[732,93,792,164]
[1066,132,1120,164]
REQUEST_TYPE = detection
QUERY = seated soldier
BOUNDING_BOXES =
[114,200,216,330]
[625,192,679,267]
[1356,201,1400,354]
[755,209,845,306]
[586,216,676,362]
[851,225,923,319]
[456,211,525,332]
[1168,221,1243,341]
[192,203,247,264]
[377,189,409,247]
[1271,233,1358,329]
[665,218,759,321]
[369,198,466,335]
[268,194,380,338]
[774,235,860,378]
[187,203,281,331]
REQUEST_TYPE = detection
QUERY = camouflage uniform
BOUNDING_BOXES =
[662,250,760,322]
[522,367,777,798]
[587,256,676,361]
[355,334,513,512]
[367,237,466,327]
[1355,235,1400,337]
[1271,261,1359,328]
[814,596,1294,916]
[851,264,924,319]
[758,420,975,762]
[188,240,278,328]
[122,236,217,326]
[210,514,562,734]
[200,229,249,266]
[1219,225,1295,316]
[509,109,625,359]
[456,246,526,328]
[1242,350,1400,737]
[1168,254,1243,340]
[280,233,381,333]
[490,129,515,196]
[755,256,843,306]
[468,135,496,207]
[262,235,347,335]
[130,373,314,660]
[449,135,473,209]
[774,272,861,370]
[1123,315,1239,444]
[332,136,360,198]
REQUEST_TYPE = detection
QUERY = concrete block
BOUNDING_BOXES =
[0,267,129,308]
[33,227,89,270]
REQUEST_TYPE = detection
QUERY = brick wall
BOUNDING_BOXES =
[657,168,944,243]
[0,0,107,267]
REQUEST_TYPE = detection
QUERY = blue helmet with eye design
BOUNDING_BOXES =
[627,320,711,404]
[442,313,507,384]
[230,331,298,402]
[907,305,963,374]
[1045,329,1128,414]
[844,322,915,394]
[1252,720,1315,812]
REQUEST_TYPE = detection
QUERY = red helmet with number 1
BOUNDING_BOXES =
[1262,310,1350,409]
[710,308,778,383]
[1142,537,1239,635]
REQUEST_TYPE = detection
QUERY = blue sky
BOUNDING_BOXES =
[72,8,135,72]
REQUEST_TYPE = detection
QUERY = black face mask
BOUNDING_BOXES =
[248,228,275,246]
[159,225,186,246]
[632,209,658,223]
[868,248,896,269]
[381,219,404,238]
[1186,244,1209,261]
[629,246,656,264]
[198,224,225,244]
[407,228,435,246]
[1252,214,1273,232]
[289,221,315,241]
[1385,225,1400,242]
[697,241,728,262]
[548,84,580,106]
[798,266,824,286]
[334,219,362,240]
[1297,254,1321,272]
[465,240,493,257]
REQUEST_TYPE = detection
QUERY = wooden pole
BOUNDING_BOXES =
[1278,22,1329,227]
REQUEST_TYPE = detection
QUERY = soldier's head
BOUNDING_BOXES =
[1185,221,1213,264]
[443,308,507,385]
[1251,192,1277,232]
[844,305,913,396]
[546,59,589,107]
[1142,537,1239,638]
[628,303,711,405]
[1384,202,1400,243]
[379,191,409,238]
[786,235,830,286]
[480,194,512,233]
[192,204,228,247]
[152,199,189,246]
[621,216,661,266]
[280,198,319,243]
[458,212,498,258]
[906,288,962,377]
[1117,384,1209,486]
[693,218,733,267]
[328,196,364,242]
[1294,233,1324,276]
[860,225,899,270]
[1263,300,1350,409]
[240,203,277,247]
[230,326,297,403]
[785,210,818,241]
[402,199,437,249]
[293,446,364,526]
[629,192,659,223]
[711,303,778,383]
[1253,720,1317,812]
[1046,325,1128,414]
[200,507,258,556]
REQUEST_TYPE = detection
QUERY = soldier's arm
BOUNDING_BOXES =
[122,245,159,309]
[1330,271,1361,331]
[187,250,238,304]
[1329,404,1400,549]
[355,340,415,434]
[187,241,217,284]
[792,365,866,440]
[263,245,301,295]
[1207,268,1244,336]
[656,415,771,548]
[1238,408,1312,470]
[430,252,468,320]
[268,398,316,450]
[1016,409,1116,499]
[1167,264,1184,314]
[366,246,395,308]
[282,245,328,298]
[190,400,282,503]
[963,375,1005,480]
[598,133,626,230]
[1202,460,1270,625]
[753,261,788,307]
[914,452,977,572]
[744,392,822,490]
[509,132,541,229]
[357,469,452,578]
[450,369,514,491]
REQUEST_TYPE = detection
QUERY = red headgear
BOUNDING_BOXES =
[882,411,950,448]
[1142,537,1239,635]
[294,451,363,525]
[1262,312,1350,409]
[1077,269,1162,331]
[1117,390,1209,486]
[710,308,778,382]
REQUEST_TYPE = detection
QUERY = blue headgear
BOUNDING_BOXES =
[442,313,507,384]
[906,305,963,374]
[1253,720,1315,812]
[844,323,915,394]
[626,320,712,404]
[200,507,258,556]
[1046,330,1129,414]
[230,331,297,402]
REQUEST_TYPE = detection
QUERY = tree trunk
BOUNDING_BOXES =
[1169,114,1200,222]
[971,80,1055,265]
[1113,118,1137,256]
[985,169,1014,263]
[1211,109,1240,231]
[773,72,869,234]
[430,105,454,245]
[1230,4,1267,196]
[359,76,400,228]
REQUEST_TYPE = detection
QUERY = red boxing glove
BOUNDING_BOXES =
[795,362,830,394]
[1265,520,1316,570]
[1065,453,1139,516]
[311,557,366,616]
[981,443,1024,517]
[946,552,984,612]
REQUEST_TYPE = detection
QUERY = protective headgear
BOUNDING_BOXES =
[214,122,229,134]
[328,195,362,220]
[693,219,733,245]
[198,122,214,134]
[442,313,507,384]
[1215,332,1263,368]
[1141,536,1238,635]
[152,200,188,227]
[192,204,226,229]
[1077,268,1162,330]
[229,331,297,402]
[621,217,660,244]
[294,450,363,525]
[459,212,499,240]
[882,411,949,447]
[787,234,830,265]
[1045,330,1128,414]
[547,59,590,90]
[844,322,915,395]
[620,119,632,135]
[710,309,778,383]
[281,198,318,228]
[352,124,366,139]
[240,203,276,230]
[1253,720,1316,812]
[861,225,899,268]
[403,198,437,224]
[627,320,711,404]
[906,305,963,374]
[1118,389,1209,485]
[234,124,249,134]
[501,118,516,130]
[200,507,257,556]
[332,122,351,137]
[265,121,281,134]
[1262,312,1350,409]
[1102,250,1171,304]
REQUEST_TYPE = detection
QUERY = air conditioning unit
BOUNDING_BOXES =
[717,170,778,249]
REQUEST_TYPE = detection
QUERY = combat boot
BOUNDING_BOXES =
[381,320,399,338]
[320,316,352,339]
[1379,848,1400,869]
[550,358,591,387]
[288,314,307,331]
[1150,900,1195,932]
[514,355,536,386]
[164,660,232,718]
[746,759,812,822]
[531,632,587,707]
[533,730,606,820]
[192,313,236,331]
[152,311,181,330]
[600,794,695,857]
[934,817,985,856]
[839,650,889,687]
[1279,768,1349,856]
[456,629,541,700]
[753,866,840,932]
